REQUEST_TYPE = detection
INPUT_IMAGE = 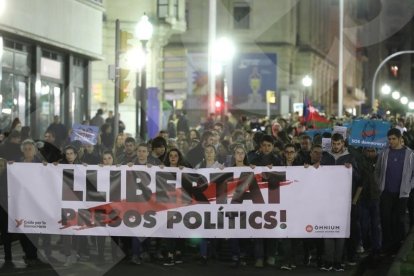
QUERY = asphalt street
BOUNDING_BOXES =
[0,237,393,276]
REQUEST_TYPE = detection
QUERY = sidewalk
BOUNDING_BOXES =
[388,227,414,276]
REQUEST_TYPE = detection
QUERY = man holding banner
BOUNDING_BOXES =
[322,133,360,272]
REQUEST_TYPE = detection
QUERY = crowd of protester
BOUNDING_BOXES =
[0,109,414,272]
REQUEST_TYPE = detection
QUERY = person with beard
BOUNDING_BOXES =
[250,134,282,268]
[118,137,137,165]
[320,133,360,272]
[303,144,335,268]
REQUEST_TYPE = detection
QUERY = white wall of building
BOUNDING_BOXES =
[0,0,103,58]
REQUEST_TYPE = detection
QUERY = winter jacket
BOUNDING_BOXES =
[376,146,414,198]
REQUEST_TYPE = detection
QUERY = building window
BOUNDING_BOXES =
[157,0,169,19]
[2,39,30,75]
[157,0,179,19]
[174,0,179,19]
[233,2,250,29]
[42,49,60,61]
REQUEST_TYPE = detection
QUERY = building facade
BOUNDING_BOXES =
[0,0,103,138]
[91,0,186,138]
[164,0,366,123]
[94,0,370,135]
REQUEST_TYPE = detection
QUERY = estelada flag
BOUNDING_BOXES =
[301,97,331,129]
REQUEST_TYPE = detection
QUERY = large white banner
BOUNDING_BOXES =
[7,163,352,238]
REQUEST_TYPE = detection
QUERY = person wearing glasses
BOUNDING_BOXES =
[279,144,303,271]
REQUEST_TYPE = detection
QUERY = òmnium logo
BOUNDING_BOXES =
[15,219,23,228]
[313,225,341,233]
[305,225,313,232]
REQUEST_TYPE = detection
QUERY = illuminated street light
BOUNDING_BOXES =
[212,37,236,118]
[301,75,312,123]
[302,75,313,88]
[381,84,391,95]
[409,102,414,110]
[213,37,236,65]
[135,13,153,141]
[126,47,146,71]
[392,91,401,100]
[135,14,153,41]
[400,96,408,105]
[212,37,235,76]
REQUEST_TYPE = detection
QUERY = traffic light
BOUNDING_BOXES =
[119,68,130,103]
[215,97,224,113]
[120,30,133,53]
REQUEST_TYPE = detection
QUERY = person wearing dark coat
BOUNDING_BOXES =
[46,116,67,148]
[37,130,62,163]
[0,130,22,161]
[185,130,215,168]
[176,111,190,134]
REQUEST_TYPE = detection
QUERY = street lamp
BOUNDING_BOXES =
[212,37,235,119]
[301,75,312,102]
[392,91,401,100]
[400,96,409,105]
[302,75,313,88]
[135,13,153,141]
[409,102,414,110]
[301,75,312,119]
[371,51,414,111]
[381,84,391,95]
[126,47,146,139]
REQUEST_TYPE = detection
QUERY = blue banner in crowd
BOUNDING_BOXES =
[304,128,332,138]
[70,124,99,145]
[348,120,391,148]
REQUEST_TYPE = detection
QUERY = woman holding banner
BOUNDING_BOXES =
[96,150,121,263]
[229,144,251,267]
[58,145,88,266]
[196,144,224,264]
[163,148,191,266]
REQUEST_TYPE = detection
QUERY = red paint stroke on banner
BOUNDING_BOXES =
[59,174,296,230]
